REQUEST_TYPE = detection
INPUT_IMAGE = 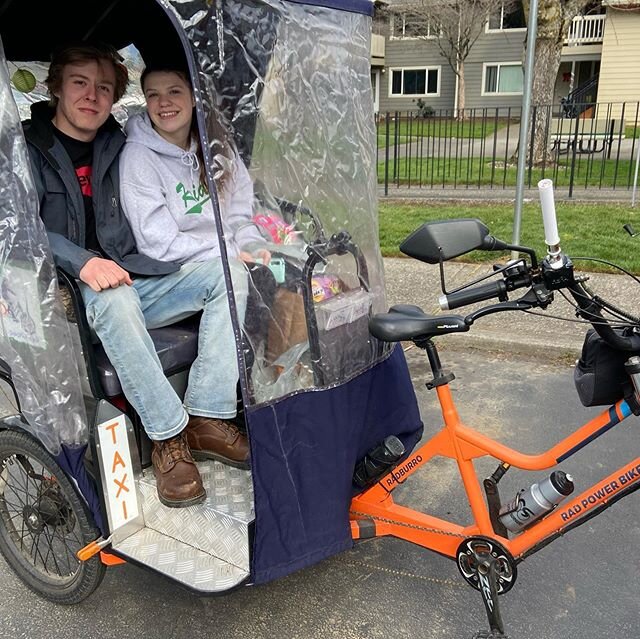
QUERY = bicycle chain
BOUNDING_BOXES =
[350,510,467,539]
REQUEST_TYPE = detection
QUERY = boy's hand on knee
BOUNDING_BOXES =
[79,257,133,292]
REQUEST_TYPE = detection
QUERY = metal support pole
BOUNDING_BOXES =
[632,132,640,207]
[512,0,539,259]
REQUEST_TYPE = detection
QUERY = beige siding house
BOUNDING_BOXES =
[596,2,640,120]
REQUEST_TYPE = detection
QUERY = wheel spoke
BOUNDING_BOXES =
[2,454,71,576]
[0,436,104,600]
[48,507,82,574]
[29,530,44,568]
[3,473,32,506]
[41,525,64,576]
[1,495,24,513]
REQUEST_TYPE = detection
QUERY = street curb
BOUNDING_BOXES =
[440,332,581,363]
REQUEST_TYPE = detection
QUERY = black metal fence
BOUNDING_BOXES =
[377,102,640,196]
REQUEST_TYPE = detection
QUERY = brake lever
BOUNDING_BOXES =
[464,288,551,325]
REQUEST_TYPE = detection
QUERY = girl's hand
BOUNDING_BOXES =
[239,249,272,266]
[253,249,271,266]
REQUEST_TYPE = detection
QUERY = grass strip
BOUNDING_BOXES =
[378,199,640,274]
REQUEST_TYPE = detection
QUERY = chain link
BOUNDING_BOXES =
[350,510,467,539]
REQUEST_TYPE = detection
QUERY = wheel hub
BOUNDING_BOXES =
[19,483,77,534]
[22,505,45,534]
[37,484,76,532]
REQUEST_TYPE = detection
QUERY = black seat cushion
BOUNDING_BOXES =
[93,315,200,397]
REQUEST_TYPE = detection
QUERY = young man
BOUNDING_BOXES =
[23,43,250,508]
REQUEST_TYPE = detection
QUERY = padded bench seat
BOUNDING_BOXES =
[93,316,200,397]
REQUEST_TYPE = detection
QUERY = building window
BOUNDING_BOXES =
[389,67,440,97]
[487,1,526,31]
[390,12,440,39]
[482,63,523,95]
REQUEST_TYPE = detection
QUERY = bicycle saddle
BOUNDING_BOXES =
[369,304,469,342]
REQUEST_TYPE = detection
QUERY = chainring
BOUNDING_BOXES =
[456,536,517,595]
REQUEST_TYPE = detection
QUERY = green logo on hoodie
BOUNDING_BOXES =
[177,182,211,214]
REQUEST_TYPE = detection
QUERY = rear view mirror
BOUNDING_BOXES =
[400,218,494,264]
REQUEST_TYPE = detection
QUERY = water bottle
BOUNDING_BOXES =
[499,471,574,533]
[353,436,405,488]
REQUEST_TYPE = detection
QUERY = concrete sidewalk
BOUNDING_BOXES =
[383,256,640,361]
[378,185,640,204]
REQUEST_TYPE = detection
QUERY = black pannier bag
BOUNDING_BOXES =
[574,328,636,406]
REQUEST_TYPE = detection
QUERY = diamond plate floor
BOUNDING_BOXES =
[138,460,254,571]
[112,460,254,592]
[114,527,250,592]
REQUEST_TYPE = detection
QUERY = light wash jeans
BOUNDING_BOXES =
[80,259,248,440]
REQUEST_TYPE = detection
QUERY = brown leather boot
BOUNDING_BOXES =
[186,416,250,470]
[152,431,206,507]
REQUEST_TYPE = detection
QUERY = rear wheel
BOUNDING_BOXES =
[0,429,105,604]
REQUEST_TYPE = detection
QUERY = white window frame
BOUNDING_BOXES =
[389,13,441,40]
[485,1,526,33]
[388,66,441,98]
[481,62,524,96]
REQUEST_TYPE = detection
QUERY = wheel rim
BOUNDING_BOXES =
[0,452,85,586]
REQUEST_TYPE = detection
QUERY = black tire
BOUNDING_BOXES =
[0,429,105,604]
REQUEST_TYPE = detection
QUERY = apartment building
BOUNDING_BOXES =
[370,1,639,116]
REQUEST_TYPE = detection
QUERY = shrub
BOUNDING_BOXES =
[415,98,435,119]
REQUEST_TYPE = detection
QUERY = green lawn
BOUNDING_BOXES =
[377,117,511,148]
[378,200,640,274]
[378,157,636,190]
[625,125,640,140]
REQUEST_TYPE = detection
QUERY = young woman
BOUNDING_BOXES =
[119,65,270,503]
[120,64,270,266]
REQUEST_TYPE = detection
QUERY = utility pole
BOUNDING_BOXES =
[512,0,539,258]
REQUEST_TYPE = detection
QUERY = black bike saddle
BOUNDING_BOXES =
[369,304,469,343]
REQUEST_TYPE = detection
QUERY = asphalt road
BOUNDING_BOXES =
[1,345,639,639]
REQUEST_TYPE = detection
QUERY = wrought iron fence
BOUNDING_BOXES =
[377,102,640,196]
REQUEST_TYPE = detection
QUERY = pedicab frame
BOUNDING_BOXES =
[0,0,423,598]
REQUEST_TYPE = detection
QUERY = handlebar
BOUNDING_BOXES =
[417,180,640,353]
[568,282,640,351]
[439,272,532,311]
[439,280,506,310]
[539,180,640,352]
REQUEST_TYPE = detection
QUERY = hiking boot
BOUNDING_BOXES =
[186,416,250,470]
[152,431,206,507]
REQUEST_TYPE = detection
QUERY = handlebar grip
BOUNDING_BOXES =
[439,280,507,311]
[538,179,560,247]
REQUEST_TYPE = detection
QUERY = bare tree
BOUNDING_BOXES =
[523,0,600,164]
[381,0,518,118]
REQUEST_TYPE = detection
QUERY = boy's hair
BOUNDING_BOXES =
[46,42,129,106]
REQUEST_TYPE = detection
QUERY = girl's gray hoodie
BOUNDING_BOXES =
[119,111,264,264]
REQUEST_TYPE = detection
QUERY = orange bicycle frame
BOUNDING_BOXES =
[350,378,640,561]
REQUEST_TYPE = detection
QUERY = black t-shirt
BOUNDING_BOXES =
[53,127,102,254]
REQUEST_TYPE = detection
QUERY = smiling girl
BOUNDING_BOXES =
[118,64,270,483]
[119,64,269,265]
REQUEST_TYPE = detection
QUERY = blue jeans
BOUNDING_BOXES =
[80,259,248,440]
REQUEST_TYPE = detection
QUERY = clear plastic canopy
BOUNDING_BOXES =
[170,0,389,405]
[0,0,388,452]
[0,41,88,453]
